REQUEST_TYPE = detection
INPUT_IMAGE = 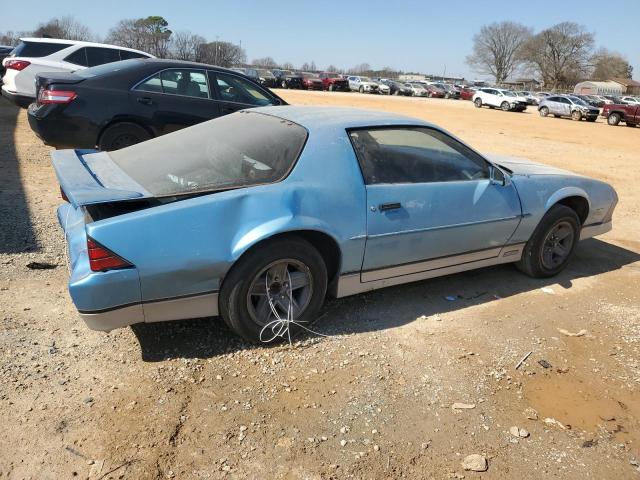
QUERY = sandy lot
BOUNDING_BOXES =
[1,91,639,479]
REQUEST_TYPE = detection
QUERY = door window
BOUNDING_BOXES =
[135,69,210,98]
[212,72,275,106]
[349,128,488,185]
[85,47,121,67]
[64,48,88,66]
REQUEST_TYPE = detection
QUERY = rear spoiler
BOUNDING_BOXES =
[51,149,152,208]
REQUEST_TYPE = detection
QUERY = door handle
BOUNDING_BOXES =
[137,97,153,105]
[379,202,401,211]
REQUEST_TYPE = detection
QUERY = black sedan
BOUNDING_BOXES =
[27,59,286,150]
[271,69,304,89]
[380,79,413,96]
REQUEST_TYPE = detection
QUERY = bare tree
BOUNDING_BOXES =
[466,21,531,83]
[349,63,371,74]
[301,62,310,71]
[197,41,246,67]
[281,62,294,70]
[171,31,205,61]
[0,31,22,46]
[591,48,633,80]
[521,22,594,89]
[33,16,93,41]
[252,57,278,67]
[325,64,339,73]
[106,16,172,57]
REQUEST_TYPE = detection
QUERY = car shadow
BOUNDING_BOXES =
[0,101,38,253]
[131,238,639,362]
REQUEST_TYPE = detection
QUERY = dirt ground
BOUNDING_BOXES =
[1,91,639,480]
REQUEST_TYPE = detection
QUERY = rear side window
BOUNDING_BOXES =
[349,127,488,185]
[104,111,308,196]
[64,48,88,66]
[11,41,72,57]
[86,47,121,67]
[119,50,148,60]
[135,69,210,98]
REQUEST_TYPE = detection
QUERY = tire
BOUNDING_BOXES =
[445,93,450,99]
[281,80,287,89]
[328,84,334,92]
[219,237,328,343]
[501,101,510,111]
[607,113,621,126]
[516,205,580,278]
[359,86,365,93]
[571,110,582,121]
[98,122,152,151]
[474,98,482,108]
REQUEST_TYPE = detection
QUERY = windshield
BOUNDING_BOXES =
[503,91,516,97]
[568,96,589,106]
[360,77,371,81]
[257,69,274,77]
[75,59,142,78]
[104,112,308,196]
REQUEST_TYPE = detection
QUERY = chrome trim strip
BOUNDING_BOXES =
[361,247,502,282]
[336,243,525,298]
[143,292,219,323]
[580,221,612,240]
[367,215,522,239]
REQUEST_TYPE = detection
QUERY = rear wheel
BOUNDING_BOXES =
[607,113,621,125]
[501,101,510,111]
[474,98,482,108]
[516,205,580,278]
[219,237,328,343]
[98,122,151,151]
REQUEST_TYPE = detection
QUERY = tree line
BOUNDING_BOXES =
[467,21,633,89]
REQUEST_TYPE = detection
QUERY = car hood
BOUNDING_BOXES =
[485,154,577,177]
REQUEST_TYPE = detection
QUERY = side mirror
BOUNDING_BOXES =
[490,165,508,186]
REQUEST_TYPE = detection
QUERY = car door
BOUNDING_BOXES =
[130,68,220,135]
[209,71,281,116]
[348,127,522,282]
[483,89,499,106]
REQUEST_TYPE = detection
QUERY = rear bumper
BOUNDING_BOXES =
[28,104,98,149]
[1,86,33,108]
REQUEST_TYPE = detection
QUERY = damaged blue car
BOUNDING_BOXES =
[53,106,617,342]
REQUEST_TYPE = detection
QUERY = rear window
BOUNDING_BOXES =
[12,41,73,57]
[75,59,142,78]
[105,111,308,196]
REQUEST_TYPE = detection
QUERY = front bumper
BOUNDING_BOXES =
[1,86,34,108]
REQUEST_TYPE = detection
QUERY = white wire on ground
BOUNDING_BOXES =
[259,270,333,345]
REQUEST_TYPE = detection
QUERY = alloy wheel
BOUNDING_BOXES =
[540,221,575,270]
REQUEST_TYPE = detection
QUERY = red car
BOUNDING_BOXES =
[424,84,446,98]
[301,73,323,90]
[602,103,639,127]
[460,87,476,101]
[319,72,349,91]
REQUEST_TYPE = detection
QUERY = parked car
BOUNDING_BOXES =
[620,96,640,105]
[256,69,278,88]
[380,79,413,96]
[271,69,304,89]
[318,72,349,91]
[538,95,599,121]
[348,76,380,94]
[1,38,152,107]
[459,87,476,101]
[404,82,428,97]
[516,91,539,105]
[423,84,446,98]
[601,103,639,127]
[0,45,13,80]
[301,72,323,90]
[472,88,527,111]
[27,59,286,150]
[573,94,603,108]
[51,106,617,342]
[431,83,460,99]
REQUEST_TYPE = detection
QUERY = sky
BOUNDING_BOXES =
[1,0,638,80]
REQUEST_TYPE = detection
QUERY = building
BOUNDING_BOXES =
[398,74,426,82]
[574,80,624,96]
[609,78,640,95]
[500,78,541,90]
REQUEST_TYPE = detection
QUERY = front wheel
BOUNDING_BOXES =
[359,86,364,93]
[328,84,334,92]
[219,237,328,343]
[516,205,580,278]
[500,101,510,111]
[281,80,287,89]
[607,113,621,126]
[571,110,582,121]
[474,98,482,108]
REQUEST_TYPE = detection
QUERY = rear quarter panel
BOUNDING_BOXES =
[85,128,367,302]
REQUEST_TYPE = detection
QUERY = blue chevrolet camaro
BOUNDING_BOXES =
[53,106,617,342]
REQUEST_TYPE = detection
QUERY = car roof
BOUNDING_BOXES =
[251,106,433,131]
[19,37,151,55]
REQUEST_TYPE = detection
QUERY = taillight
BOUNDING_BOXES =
[38,89,77,105]
[5,59,30,71]
[87,237,132,272]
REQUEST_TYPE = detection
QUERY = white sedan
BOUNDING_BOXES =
[472,88,528,112]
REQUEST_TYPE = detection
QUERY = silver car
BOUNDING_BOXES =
[538,95,599,122]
